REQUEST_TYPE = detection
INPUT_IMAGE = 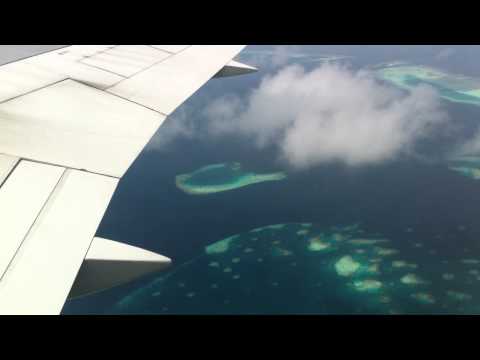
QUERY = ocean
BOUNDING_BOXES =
[62,45,480,314]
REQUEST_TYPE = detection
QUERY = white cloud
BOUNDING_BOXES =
[204,64,448,168]
[454,130,480,158]
[146,106,196,151]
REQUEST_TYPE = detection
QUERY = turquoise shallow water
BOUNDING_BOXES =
[182,163,240,185]
[447,156,480,180]
[175,162,286,195]
[376,65,480,106]
[113,223,480,314]
[403,76,480,106]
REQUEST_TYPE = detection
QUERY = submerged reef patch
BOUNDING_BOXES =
[348,239,389,246]
[351,279,383,292]
[308,236,332,252]
[411,292,436,305]
[461,259,480,265]
[447,156,480,181]
[375,64,480,106]
[205,235,239,255]
[447,291,472,302]
[374,247,399,257]
[335,256,361,277]
[175,162,287,195]
[239,49,352,68]
[401,273,427,286]
[392,260,417,269]
[113,222,480,315]
[442,273,455,281]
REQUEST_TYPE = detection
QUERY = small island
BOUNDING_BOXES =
[175,162,287,195]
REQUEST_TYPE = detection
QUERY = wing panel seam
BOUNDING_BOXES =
[105,46,192,89]
[0,165,67,282]
[0,157,19,188]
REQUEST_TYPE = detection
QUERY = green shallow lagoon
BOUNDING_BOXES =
[113,223,480,314]
[375,64,480,106]
[175,162,287,195]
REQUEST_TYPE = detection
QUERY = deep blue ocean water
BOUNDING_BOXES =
[62,45,480,314]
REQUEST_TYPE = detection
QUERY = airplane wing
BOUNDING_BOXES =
[0,45,256,315]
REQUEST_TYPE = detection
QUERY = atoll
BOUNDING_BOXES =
[176,162,287,195]
[375,64,480,107]
[113,222,480,315]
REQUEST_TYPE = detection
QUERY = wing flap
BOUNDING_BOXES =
[0,161,65,280]
[0,168,118,315]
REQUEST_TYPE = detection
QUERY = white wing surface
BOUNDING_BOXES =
[0,45,256,314]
